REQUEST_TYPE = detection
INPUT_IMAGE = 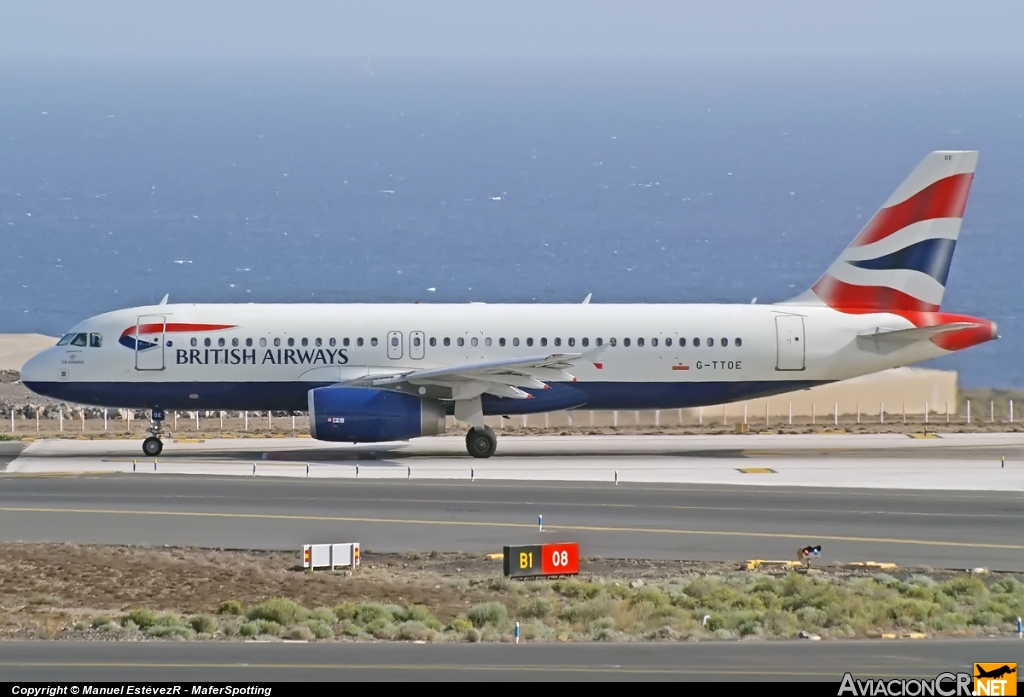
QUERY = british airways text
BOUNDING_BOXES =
[175,348,349,366]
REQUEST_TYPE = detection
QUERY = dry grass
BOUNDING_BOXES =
[0,543,1021,642]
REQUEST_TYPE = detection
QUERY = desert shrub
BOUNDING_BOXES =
[399,605,434,623]
[334,602,357,621]
[448,618,472,632]
[91,616,114,629]
[518,598,552,619]
[365,618,396,640]
[123,608,157,628]
[939,577,987,599]
[304,620,335,639]
[240,619,282,637]
[154,614,185,627]
[354,603,395,626]
[218,600,244,616]
[631,587,670,608]
[464,627,482,642]
[468,602,507,628]
[285,625,316,641]
[146,625,194,640]
[190,615,217,634]
[398,621,435,641]
[247,598,310,626]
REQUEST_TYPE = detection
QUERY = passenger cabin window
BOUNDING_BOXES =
[596,338,603,346]
[343,338,350,347]
[735,338,743,347]
[513,338,520,346]
[485,338,492,347]
[499,338,505,347]
[301,338,308,347]
[609,338,617,346]
[204,338,212,347]
[582,338,589,347]
[89,333,103,348]
[370,338,378,346]
[637,338,644,347]
[391,336,400,347]
[232,338,239,347]
[665,338,672,347]
[651,338,658,347]
[274,338,281,347]
[429,337,436,347]
[471,338,478,347]
[413,336,421,347]
[693,338,700,347]
[554,338,561,347]
[191,338,198,347]
[679,338,686,347]
[624,338,631,347]
[457,338,464,347]
[721,338,728,347]
[259,338,267,347]
[526,338,533,346]
[444,338,451,346]
[568,338,575,347]
[357,338,364,347]
[707,338,714,347]
[329,338,336,347]
[287,338,295,347]
[315,338,322,347]
[540,338,548,347]
[218,338,225,347]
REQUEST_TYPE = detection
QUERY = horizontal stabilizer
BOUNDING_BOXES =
[859,322,979,342]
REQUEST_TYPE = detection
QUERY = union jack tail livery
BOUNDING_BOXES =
[788,150,977,313]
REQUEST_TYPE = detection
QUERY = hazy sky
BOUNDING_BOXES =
[1,1,1022,60]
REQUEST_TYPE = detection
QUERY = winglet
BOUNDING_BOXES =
[159,294,169,305]
[582,293,592,305]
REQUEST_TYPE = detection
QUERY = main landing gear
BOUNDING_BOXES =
[465,426,497,459]
[142,408,167,457]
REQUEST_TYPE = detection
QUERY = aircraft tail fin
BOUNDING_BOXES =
[783,150,978,313]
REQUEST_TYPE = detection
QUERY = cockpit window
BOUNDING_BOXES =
[89,333,103,348]
[57,333,76,346]
[70,333,88,347]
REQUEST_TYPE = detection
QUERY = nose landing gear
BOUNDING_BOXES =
[142,408,167,457]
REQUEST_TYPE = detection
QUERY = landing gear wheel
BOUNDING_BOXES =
[142,436,163,457]
[466,427,497,459]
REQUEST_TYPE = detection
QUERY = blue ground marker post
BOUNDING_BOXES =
[538,514,543,532]
[515,621,520,644]
[1017,615,1022,638]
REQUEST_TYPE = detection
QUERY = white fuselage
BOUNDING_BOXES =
[20,301,948,414]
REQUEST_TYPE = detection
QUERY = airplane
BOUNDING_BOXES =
[975,665,1016,680]
[20,150,997,459]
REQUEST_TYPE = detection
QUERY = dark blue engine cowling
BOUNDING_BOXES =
[308,387,446,443]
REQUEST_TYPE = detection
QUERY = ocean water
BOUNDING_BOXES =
[1,57,1021,387]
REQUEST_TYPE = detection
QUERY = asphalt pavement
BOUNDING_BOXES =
[0,639,1020,682]
[0,475,1021,570]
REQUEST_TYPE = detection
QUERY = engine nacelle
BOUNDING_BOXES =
[308,386,445,443]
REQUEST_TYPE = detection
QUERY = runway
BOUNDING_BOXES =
[0,639,1019,681]
[5,433,1024,490]
[1,474,1022,570]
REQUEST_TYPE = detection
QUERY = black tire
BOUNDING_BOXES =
[142,437,163,457]
[465,427,496,459]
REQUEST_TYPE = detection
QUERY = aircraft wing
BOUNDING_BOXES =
[859,322,980,343]
[339,348,606,401]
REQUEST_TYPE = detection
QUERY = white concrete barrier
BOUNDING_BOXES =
[302,542,360,570]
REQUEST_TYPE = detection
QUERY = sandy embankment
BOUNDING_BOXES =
[0,334,56,372]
